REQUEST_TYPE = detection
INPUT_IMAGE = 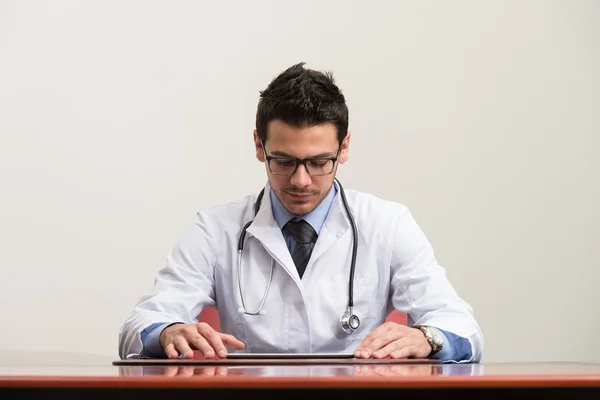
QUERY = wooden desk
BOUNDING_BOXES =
[1,351,600,399]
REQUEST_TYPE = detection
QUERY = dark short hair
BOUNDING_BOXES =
[256,62,349,145]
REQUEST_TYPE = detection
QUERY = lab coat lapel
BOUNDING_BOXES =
[309,192,351,266]
[245,184,300,282]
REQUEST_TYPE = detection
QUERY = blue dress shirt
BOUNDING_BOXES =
[141,184,472,361]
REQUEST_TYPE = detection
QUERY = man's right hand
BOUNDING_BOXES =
[159,322,245,359]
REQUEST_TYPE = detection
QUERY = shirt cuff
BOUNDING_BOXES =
[140,322,182,358]
[429,328,472,362]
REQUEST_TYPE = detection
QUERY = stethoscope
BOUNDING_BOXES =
[236,178,360,335]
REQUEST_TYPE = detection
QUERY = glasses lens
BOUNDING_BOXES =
[305,159,335,176]
[269,158,297,175]
[269,159,334,176]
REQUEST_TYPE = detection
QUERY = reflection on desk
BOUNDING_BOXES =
[2,351,600,399]
[118,363,483,378]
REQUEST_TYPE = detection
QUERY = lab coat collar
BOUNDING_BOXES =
[307,180,352,267]
[245,180,352,282]
[245,181,299,282]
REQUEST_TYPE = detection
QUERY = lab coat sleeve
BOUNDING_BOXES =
[388,207,483,363]
[118,212,217,359]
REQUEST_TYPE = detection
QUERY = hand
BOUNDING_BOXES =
[164,366,229,377]
[159,322,245,359]
[354,322,432,359]
[354,364,441,377]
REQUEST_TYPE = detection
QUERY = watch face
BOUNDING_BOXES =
[429,328,443,346]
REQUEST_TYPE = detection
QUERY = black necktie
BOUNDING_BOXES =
[283,219,317,279]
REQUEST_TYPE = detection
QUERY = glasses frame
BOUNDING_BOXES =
[262,141,341,177]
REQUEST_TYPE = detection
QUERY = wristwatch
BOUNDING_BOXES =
[416,325,444,356]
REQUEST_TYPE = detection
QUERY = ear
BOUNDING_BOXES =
[338,131,351,164]
[254,130,265,162]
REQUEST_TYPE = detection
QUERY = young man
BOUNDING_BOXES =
[119,63,483,363]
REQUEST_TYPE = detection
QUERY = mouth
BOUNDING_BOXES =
[286,191,314,201]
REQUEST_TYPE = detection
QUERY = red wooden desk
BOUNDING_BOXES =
[1,351,599,399]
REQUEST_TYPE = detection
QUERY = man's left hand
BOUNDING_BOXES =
[354,322,432,359]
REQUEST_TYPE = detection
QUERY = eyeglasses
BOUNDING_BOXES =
[263,145,341,176]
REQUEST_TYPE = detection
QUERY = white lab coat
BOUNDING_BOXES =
[119,182,483,362]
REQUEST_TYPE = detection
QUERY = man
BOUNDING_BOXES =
[118,63,483,363]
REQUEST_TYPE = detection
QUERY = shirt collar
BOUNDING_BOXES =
[270,184,337,235]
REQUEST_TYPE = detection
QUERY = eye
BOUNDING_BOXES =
[274,159,296,168]
[307,160,329,168]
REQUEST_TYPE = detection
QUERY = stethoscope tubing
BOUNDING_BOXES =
[236,178,357,330]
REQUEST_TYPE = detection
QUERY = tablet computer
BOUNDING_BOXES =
[226,352,355,359]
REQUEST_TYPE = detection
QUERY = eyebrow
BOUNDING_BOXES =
[270,150,337,158]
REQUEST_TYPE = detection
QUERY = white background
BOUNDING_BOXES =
[1,0,598,363]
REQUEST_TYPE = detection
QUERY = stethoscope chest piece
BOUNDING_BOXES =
[339,307,360,335]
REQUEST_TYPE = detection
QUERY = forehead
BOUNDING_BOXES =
[265,120,338,157]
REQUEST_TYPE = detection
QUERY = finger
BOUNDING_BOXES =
[216,366,228,376]
[164,366,178,377]
[174,337,194,359]
[201,366,217,376]
[219,333,246,350]
[389,344,419,359]
[178,366,195,377]
[354,323,396,357]
[359,329,406,359]
[163,343,179,359]
[356,323,392,350]
[359,365,371,375]
[373,337,413,359]
[390,365,414,375]
[354,365,370,375]
[196,324,228,358]
[372,365,397,377]
[367,330,408,356]
[188,333,216,359]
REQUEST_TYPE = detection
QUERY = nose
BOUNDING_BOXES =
[290,163,312,187]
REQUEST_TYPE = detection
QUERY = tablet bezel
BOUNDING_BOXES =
[226,352,355,359]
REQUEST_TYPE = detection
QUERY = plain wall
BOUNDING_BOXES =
[0,0,598,363]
